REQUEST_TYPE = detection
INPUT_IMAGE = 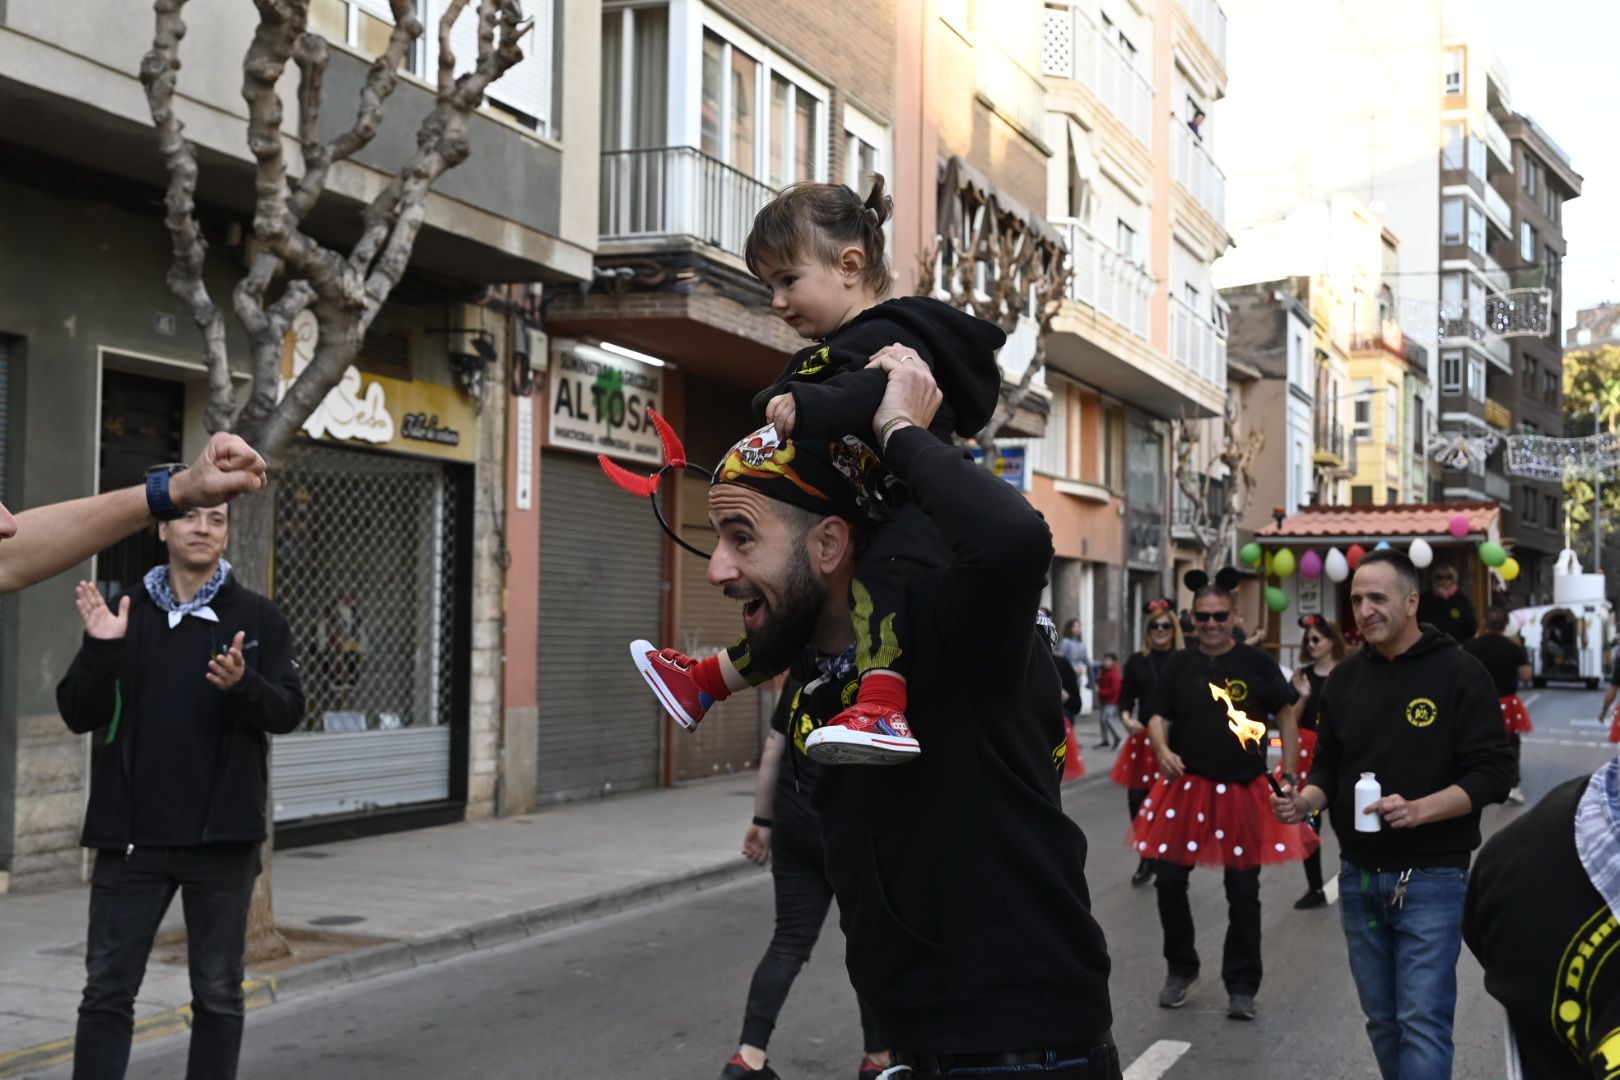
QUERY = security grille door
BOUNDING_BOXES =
[269,445,461,821]
[538,451,662,801]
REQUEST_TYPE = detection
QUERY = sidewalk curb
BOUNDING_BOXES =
[0,858,761,1078]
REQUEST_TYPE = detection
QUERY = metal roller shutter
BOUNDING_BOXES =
[674,471,764,780]
[537,451,663,801]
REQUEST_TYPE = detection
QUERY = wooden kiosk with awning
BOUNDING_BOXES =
[1252,502,1503,667]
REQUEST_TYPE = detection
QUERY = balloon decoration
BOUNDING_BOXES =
[1500,556,1521,582]
[1325,548,1350,583]
[1265,586,1290,613]
[1272,548,1297,577]
[1409,538,1435,569]
[1374,540,1392,551]
[1347,544,1367,571]
[1478,541,1508,568]
[1240,541,1263,567]
[1299,550,1323,579]
[1449,514,1471,539]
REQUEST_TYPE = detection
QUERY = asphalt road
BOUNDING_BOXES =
[45,686,1615,1080]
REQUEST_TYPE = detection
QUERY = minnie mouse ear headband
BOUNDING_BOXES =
[1298,613,1324,629]
[1183,567,1241,595]
[1143,597,1175,616]
[600,414,886,560]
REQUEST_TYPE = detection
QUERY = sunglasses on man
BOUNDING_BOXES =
[1192,611,1231,623]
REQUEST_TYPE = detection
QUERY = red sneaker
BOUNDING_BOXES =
[804,704,921,765]
[857,1056,888,1080]
[630,640,712,731]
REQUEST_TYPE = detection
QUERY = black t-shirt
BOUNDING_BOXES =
[1146,643,1297,783]
[1418,589,1478,643]
[1462,634,1529,697]
[1465,775,1620,1080]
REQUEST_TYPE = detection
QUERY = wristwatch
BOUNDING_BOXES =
[144,463,189,521]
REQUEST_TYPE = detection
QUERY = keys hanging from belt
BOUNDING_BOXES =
[1392,868,1413,909]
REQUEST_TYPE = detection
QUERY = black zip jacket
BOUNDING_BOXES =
[1464,774,1620,1080]
[1306,625,1513,870]
[812,427,1113,1054]
[752,296,1005,443]
[57,578,304,849]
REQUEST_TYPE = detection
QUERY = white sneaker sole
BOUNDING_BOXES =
[629,639,702,731]
[804,725,921,765]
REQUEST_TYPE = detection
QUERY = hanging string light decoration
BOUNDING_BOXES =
[1393,287,1553,344]
[1504,432,1620,481]
[1426,425,1501,470]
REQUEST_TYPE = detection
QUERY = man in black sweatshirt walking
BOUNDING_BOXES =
[701,349,1117,1078]
[1273,549,1512,1080]
[57,501,304,1079]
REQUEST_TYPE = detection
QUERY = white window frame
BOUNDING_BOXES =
[1443,47,1464,95]
[1467,355,1485,401]
[1385,383,1399,447]
[1441,349,1463,394]
[1353,380,1373,441]
[1520,220,1537,263]
[1442,198,1463,245]
[843,104,889,192]
[1466,202,1485,255]
[695,5,830,183]
[1442,123,1464,170]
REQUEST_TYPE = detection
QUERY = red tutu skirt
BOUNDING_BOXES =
[1128,773,1319,871]
[1273,727,1318,785]
[1061,718,1086,781]
[1111,731,1159,790]
[1501,694,1533,735]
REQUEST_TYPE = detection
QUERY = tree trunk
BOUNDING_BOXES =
[230,487,291,962]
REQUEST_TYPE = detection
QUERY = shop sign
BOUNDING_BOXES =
[968,446,1031,491]
[279,310,476,463]
[546,344,664,465]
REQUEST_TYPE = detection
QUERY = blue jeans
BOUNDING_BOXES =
[1338,860,1468,1080]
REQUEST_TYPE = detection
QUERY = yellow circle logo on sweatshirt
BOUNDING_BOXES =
[1405,697,1438,728]
[1226,678,1250,704]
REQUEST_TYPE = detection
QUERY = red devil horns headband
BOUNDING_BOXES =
[598,409,716,560]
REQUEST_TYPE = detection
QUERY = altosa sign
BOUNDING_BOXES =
[547,346,664,466]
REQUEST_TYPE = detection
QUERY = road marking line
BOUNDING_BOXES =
[1123,1040,1192,1080]
[1323,872,1340,906]
[1570,719,1607,729]
[1523,736,1612,748]
[1521,692,1541,708]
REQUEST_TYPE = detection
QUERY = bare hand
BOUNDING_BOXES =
[76,582,129,640]
[1291,669,1311,697]
[1272,783,1310,825]
[1155,747,1186,780]
[742,823,771,866]
[170,433,267,511]
[1122,715,1145,736]
[866,343,942,443]
[207,631,247,691]
[1367,793,1425,829]
[765,393,798,438]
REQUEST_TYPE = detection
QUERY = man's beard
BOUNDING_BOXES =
[740,539,827,675]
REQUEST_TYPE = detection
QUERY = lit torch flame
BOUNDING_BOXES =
[1209,682,1267,749]
[1209,682,1285,796]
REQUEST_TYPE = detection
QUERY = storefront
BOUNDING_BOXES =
[268,312,475,832]
[536,342,666,801]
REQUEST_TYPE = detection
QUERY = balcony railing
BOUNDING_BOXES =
[1043,3,1155,147]
[1315,421,1347,463]
[1483,109,1512,168]
[1058,217,1156,343]
[599,146,776,260]
[1174,121,1226,226]
[1482,251,1511,294]
[977,41,1048,143]
[1485,398,1512,431]
[1177,0,1228,69]
[1171,295,1227,388]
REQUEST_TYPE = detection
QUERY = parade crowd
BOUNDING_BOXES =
[0,172,1614,1080]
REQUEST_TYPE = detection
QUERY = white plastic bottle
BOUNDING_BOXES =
[1354,772,1382,833]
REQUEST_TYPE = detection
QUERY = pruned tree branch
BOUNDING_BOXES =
[140,0,234,433]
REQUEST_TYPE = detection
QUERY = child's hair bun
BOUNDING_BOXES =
[862,174,893,229]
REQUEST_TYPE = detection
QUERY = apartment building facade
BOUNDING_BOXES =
[0,0,598,886]
[1039,0,1231,648]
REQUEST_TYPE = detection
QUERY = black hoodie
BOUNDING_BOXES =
[809,427,1113,1055]
[1306,625,1513,870]
[751,296,1005,443]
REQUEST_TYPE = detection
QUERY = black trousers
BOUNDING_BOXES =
[893,1040,1122,1078]
[74,844,260,1080]
[741,817,883,1053]
[1508,731,1521,788]
[1154,862,1262,996]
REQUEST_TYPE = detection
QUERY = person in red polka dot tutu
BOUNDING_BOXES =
[1129,569,1317,1022]
[1275,614,1348,910]
[1113,598,1181,886]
